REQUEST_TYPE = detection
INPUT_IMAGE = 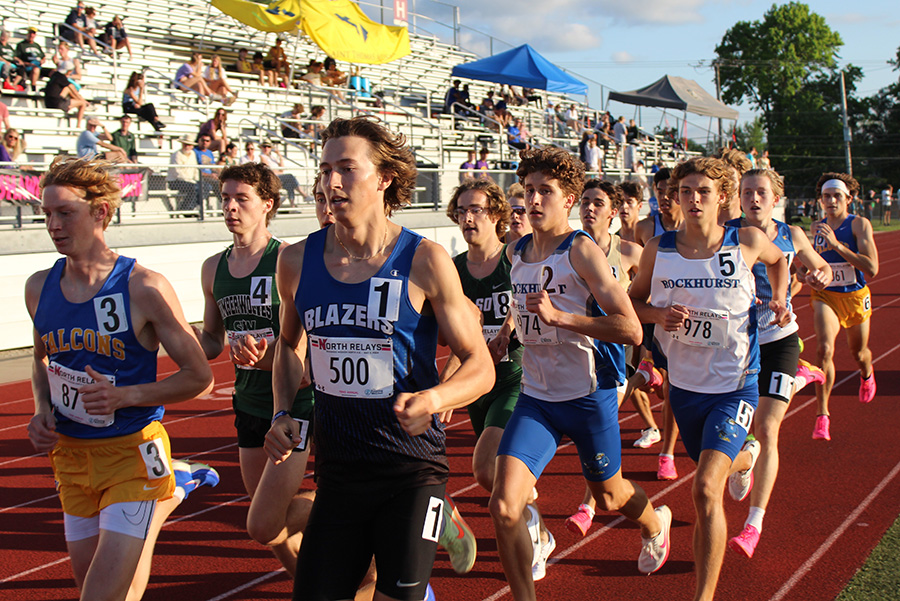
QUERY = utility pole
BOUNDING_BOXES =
[840,70,853,176]
[714,60,723,148]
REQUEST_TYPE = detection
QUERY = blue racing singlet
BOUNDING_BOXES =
[33,256,162,439]
[813,215,866,293]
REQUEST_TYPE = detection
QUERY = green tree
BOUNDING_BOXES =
[733,116,767,154]
[854,47,900,192]
[715,2,854,196]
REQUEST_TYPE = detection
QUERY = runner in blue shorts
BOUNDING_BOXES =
[489,147,672,601]
[629,156,790,601]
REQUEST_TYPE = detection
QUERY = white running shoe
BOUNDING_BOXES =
[532,529,556,581]
[728,439,761,502]
[633,427,661,448]
[638,505,671,574]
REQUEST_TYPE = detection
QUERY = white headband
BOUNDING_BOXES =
[822,179,850,195]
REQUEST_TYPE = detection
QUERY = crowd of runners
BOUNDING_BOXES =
[25,116,880,601]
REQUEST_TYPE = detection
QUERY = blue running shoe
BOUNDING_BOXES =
[424,583,436,601]
[172,459,219,501]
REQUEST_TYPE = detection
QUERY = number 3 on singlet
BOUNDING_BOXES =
[93,293,127,335]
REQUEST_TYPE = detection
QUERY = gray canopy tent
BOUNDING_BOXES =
[607,75,738,145]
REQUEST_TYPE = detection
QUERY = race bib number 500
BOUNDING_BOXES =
[309,336,394,398]
[47,362,116,427]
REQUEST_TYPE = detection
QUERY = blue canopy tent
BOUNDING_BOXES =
[451,44,587,95]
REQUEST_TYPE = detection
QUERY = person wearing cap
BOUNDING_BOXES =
[15,27,46,91]
[100,15,132,60]
[167,136,200,213]
[259,139,302,208]
[809,173,880,440]
[77,118,127,163]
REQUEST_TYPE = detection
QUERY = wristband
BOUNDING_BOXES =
[271,409,291,425]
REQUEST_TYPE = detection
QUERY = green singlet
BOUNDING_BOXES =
[213,237,313,419]
[453,248,523,437]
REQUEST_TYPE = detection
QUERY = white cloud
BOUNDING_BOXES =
[612,51,635,64]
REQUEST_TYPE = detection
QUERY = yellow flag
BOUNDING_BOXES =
[210,0,410,64]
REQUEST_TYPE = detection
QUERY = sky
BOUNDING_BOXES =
[369,0,900,140]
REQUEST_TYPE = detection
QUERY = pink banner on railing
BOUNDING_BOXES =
[0,168,150,204]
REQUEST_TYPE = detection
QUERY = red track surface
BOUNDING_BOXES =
[2,231,900,601]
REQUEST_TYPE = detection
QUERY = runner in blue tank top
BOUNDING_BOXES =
[629,157,790,601]
[25,157,214,601]
[264,117,493,601]
[726,169,833,559]
[809,173,879,439]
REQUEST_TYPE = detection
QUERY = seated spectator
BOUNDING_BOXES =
[77,117,127,162]
[475,148,491,179]
[250,51,275,87]
[167,136,199,213]
[174,52,213,101]
[234,48,252,74]
[564,104,581,133]
[203,55,237,104]
[493,101,511,130]
[259,139,302,207]
[479,90,495,117]
[241,140,258,164]
[627,118,639,143]
[264,38,290,88]
[459,150,476,182]
[523,87,542,107]
[110,114,137,163]
[83,7,99,52]
[45,69,90,127]
[53,41,82,90]
[198,107,229,154]
[1,30,25,90]
[218,141,239,167]
[281,103,305,138]
[507,117,530,150]
[122,71,165,130]
[307,105,326,139]
[0,138,10,163]
[15,27,48,92]
[60,3,97,54]
[443,79,461,114]
[99,15,132,60]
[299,60,323,86]
[321,57,347,87]
[2,129,26,162]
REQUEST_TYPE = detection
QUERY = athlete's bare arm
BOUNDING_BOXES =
[628,236,690,331]
[265,240,308,464]
[195,252,227,360]
[789,225,832,290]
[25,270,56,453]
[739,227,790,327]
[396,240,495,436]
[620,238,643,281]
[526,235,641,346]
[635,217,655,247]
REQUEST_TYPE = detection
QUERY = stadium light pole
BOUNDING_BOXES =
[840,70,853,176]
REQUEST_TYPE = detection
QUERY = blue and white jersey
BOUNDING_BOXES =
[510,231,626,402]
[649,227,759,394]
[653,213,668,237]
[727,218,798,344]
[297,226,445,477]
[33,256,161,439]
[813,215,866,293]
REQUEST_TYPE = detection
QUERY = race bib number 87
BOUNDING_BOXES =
[47,362,116,427]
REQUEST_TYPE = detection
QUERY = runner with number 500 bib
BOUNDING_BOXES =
[810,173,880,440]
[629,157,791,601]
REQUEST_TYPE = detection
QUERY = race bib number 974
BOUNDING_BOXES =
[309,336,393,398]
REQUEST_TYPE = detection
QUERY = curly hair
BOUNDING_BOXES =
[41,156,122,229]
[714,148,753,175]
[446,178,510,238]
[320,116,417,216]
[668,157,735,203]
[742,168,785,198]
[506,182,525,202]
[516,146,585,201]
[583,178,623,210]
[219,162,282,225]
[617,180,644,204]
[815,172,859,199]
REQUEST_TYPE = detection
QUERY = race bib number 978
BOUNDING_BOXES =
[670,306,728,348]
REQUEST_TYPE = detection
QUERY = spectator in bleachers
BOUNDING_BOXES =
[476,147,491,179]
[321,57,347,87]
[307,104,326,139]
[167,136,199,213]
[2,129,26,162]
[250,51,275,87]
[60,3,98,54]
[83,7,99,51]
[459,149,477,182]
[264,38,290,88]
[218,141,239,167]
[99,15,132,61]
[198,107,229,155]
[0,102,9,131]
[203,55,237,105]
[77,117,128,162]
[0,139,10,163]
[175,52,214,101]
[299,59,323,87]
[479,90,495,117]
[234,48,251,74]
[493,101,511,130]
[53,41,83,90]
[507,117,530,150]
[443,79,462,114]
[194,133,220,209]
[584,134,602,173]
[259,139,302,207]
[44,70,90,128]
[627,118,639,143]
[123,71,165,131]
[1,30,25,91]
[15,27,48,92]
[523,87,542,107]
[759,149,771,169]
[280,103,305,139]
[564,104,581,133]
[111,114,137,163]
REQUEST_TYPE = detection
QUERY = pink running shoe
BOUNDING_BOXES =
[565,504,594,537]
[859,373,876,404]
[795,359,825,390]
[657,455,677,480]
[812,415,831,441]
[728,524,760,558]
[637,359,664,388]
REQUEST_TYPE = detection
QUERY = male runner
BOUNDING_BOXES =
[564,179,660,537]
[489,147,671,601]
[505,182,531,244]
[726,168,831,557]
[810,173,879,440]
[714,147,752,224]
[629,156,789,601]
[26,156,216,601]
[616,180,644,243]
[265,117,494,601]
[194,162,315,574]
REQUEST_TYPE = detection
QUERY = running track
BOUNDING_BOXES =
[2,231,899,600]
